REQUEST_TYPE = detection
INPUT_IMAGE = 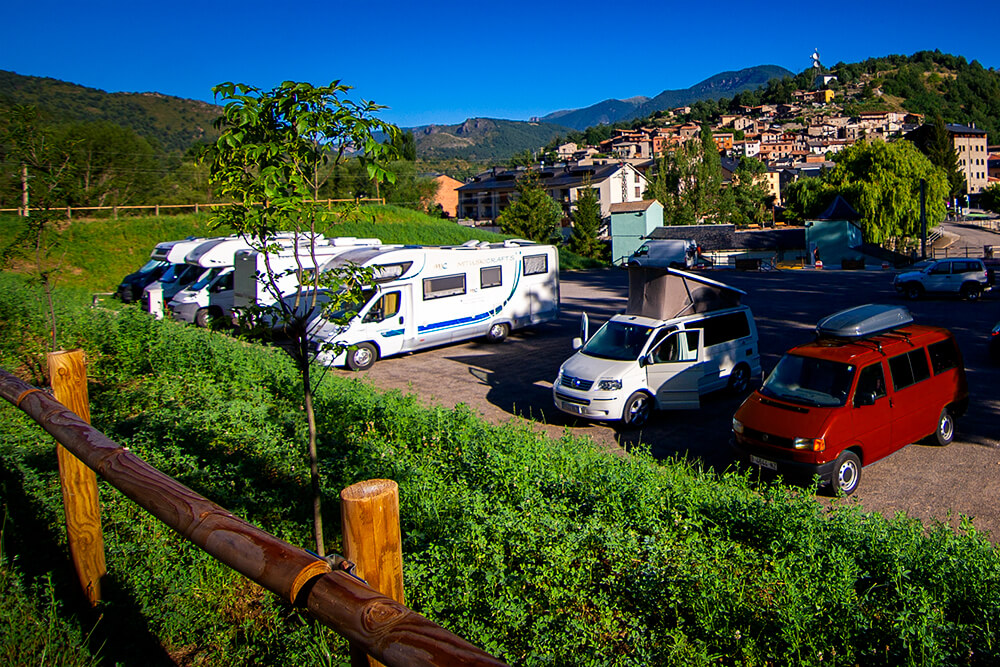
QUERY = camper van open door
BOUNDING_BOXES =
[644,328,707,409]
[574,313,589,349]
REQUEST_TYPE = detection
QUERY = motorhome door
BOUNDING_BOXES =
[357,285,412,357]
[645,329,706,409]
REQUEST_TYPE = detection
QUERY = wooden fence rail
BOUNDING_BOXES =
[0,368,505,667]
[0,198,386,219]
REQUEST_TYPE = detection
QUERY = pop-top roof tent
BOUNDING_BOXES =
[626,266,745,320]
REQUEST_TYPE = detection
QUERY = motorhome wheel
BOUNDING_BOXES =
[486,322,509,343]
[347,343,377,371]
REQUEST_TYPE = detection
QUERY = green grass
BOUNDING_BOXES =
[0,207,603,295]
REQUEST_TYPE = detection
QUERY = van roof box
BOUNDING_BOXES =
[816,304,914,338]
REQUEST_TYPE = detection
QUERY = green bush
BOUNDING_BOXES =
[2,275,999,665]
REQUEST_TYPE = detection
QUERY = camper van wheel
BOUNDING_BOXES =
[347,343,377,371]
[830,451,861,496]
[931,407,954,446]
[728,364,751,394]
[621,392,651,428]
[485,322,509,343]
[195,308,212,328]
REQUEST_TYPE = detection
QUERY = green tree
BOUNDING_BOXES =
[567,181,603,260]
[925,115,966,198]
[382,159,439,211]
[206,80,398,556]
[782,175,833,223]
[980,183,1000,214]
[824,139,948,243]
[393,130,417,161]
[54,121,160,207]
[730,157,773,227]
[497,173,562,243]
[646,126,726,225]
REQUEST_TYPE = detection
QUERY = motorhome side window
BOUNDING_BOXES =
[686,311,750,346]
[928,339,960,374]
[481,266,502,288]
[523,254,548,276]
[423,274,466,300]
[888,348,931,391]
[363,291,400,323]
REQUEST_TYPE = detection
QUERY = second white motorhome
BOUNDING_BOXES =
[166,235,257,326]
[308,240,560,370]
[142,236,214,319]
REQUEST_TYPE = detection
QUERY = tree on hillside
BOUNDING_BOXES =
[980,183,1000,215]
[567,181,604,260]
[497,173,562,243]
[824,139,948,243]
[207,80,399,556]
[54,121,160,207]
[646,126,726,225]
[729,157,773,227]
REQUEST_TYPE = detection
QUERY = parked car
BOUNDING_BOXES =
[731,304,968,495]
[892,258,990,301]
[553,267,760,426]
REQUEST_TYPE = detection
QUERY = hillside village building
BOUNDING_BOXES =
[906,122,990,194]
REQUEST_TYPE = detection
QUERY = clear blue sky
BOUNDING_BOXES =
[3,1,999,128]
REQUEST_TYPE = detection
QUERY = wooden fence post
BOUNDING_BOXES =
[341,479,405,667]
[47,349,106,605]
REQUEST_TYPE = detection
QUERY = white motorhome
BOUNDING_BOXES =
[230,237,384,324]
[553,266,760,426]
[142,236,215,319]
[166,235,260,327]
[308,240,560,370]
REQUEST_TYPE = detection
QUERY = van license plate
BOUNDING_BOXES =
[750,455,777,471]
[564,402,581,414]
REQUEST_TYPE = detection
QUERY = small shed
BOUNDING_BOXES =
[805,195,864,267]
[609,199,664,265]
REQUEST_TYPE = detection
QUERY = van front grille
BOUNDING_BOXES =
[555,392,590,406]
[560,375,594,391]
[743,427,795,449]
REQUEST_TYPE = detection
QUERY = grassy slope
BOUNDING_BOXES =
[0,206,600,294]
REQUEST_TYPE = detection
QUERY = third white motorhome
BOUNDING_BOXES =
[142,236,214,319]
[165,235,260,326]
[308,240,560,370]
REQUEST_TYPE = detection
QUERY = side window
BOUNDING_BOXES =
[928,338,960,374]
[687,312,750,347]
[651,330,699,364]
[888,349,931,391]
[523,254,548,276]
[854,363,887,406]
[363,291,401,323]
[929,262,952,275]
[423,274,466,300]
[481,265,502,288]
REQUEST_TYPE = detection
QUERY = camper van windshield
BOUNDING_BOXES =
[760,354,855,407]
[162,263,201,284]
[190,268,223,291]
[582,321,654,361]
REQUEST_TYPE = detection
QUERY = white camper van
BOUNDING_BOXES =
[309,240,560,370]
[627,239,698,269]
[166,236,259,326]
[553,266,760,426]
[142,236,215,319]
[230,237,384,324]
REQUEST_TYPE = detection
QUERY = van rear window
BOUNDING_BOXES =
[928,339,960,374]
[888,349,931,391]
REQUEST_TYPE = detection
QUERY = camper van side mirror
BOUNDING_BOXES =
[572,337,583,350]
[854,390,877,408]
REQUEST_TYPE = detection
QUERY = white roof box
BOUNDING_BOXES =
[816,304,914,338]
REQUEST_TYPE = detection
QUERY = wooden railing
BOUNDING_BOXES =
[0,364,505,667]
[0,198,386,219]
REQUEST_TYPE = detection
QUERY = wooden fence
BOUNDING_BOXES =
[0,198,386,219]
[0,361,505,667]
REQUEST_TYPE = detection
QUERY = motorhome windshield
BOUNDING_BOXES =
[189,268,224,291]
[138,259,167,274]
[581,321,654,361]
[162,263,201,285]
[760,354,855,407]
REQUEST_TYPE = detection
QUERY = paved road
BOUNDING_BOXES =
[342,262,1000,538]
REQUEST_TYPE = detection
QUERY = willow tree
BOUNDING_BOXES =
[207,81,399,556]
[824,139,948,244]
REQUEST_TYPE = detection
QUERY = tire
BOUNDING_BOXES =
[961,283,981,301]
[727,363,751,395]
[621,391,652,428]
[485,322,509,344]
[195,308,211,328]
[346,342,377,371]
[931,407,954,446]
[904,283,924,300]
[830,450,862,496]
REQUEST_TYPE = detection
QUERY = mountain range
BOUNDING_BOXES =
[2,64,793,160]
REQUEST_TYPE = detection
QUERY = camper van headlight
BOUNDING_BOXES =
[732,418,744,435]
[794,437,825,452]
[598,379,622,391]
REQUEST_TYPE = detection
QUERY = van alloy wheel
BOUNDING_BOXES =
[485,322,509,343]
[831,451,861,496]
[347,343,377,371]
[728,363,751,394]
[622,392,651,428]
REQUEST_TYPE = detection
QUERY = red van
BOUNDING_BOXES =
[731,304,969,495]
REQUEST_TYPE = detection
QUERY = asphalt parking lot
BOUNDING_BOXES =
[344,265,1000,538]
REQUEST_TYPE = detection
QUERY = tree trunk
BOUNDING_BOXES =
[301,338,324,556]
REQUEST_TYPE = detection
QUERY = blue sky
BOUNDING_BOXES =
[3,1,999,128]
